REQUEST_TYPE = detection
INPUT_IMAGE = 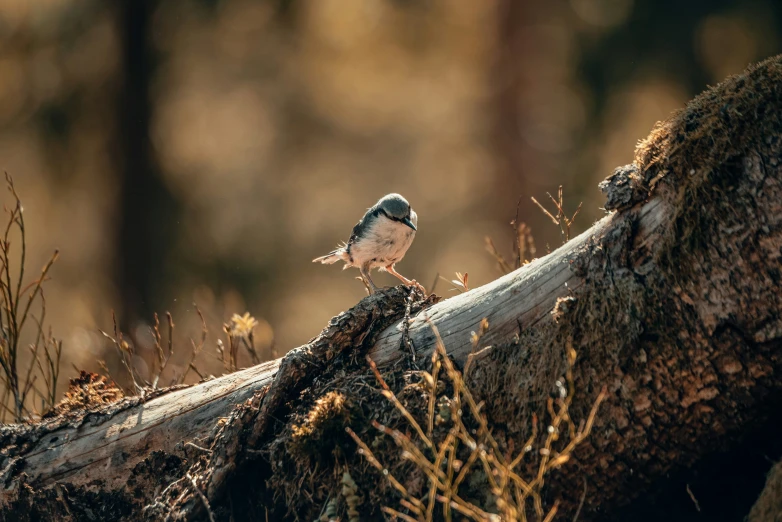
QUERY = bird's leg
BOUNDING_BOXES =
[359,264,380,295]
[355,276,372,295]
[385,264,412,285]
[386,264,425,293]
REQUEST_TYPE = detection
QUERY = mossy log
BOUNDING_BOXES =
[749,460,782,522]
[1,56,781,521]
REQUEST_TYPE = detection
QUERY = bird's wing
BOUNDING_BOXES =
[347,207,380,247]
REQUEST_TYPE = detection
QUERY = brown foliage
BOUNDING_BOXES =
[47,371,124,417]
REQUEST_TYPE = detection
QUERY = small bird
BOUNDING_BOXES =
[313,193,422,294]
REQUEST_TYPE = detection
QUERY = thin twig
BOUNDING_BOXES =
[686,483,701,513]
[428,271,439,297]
[572,477,588,522]
[185,441,213,454]
[178,306,208,385]
[186,473,216,522]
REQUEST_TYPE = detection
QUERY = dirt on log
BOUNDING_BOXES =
[1,56,781,521]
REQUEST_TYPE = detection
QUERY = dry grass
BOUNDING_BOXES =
[0,174,61,422]
[487,188,582,275]
[348,321,606,521]
[0,175,266,414]
[0,172,272,419]
[99,306,265,395]
[530,186,582,244]
[100,311,144,394]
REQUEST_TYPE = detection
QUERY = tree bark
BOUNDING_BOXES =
[1,56,781,521]
[749,460,782,522]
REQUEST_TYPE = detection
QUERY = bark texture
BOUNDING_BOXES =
[1,56,781,521]
[750,460,782,522]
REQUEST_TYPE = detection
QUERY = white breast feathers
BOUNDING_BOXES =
[351,212,417,269]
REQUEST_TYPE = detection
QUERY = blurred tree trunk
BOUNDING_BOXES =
[115,0,179,328]
[490,0,532,218]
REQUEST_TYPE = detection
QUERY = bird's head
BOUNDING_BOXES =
[376,193,417,231]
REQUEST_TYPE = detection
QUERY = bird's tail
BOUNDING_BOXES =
[312,245,349,265]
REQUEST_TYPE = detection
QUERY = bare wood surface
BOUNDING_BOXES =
[1,360,280,489]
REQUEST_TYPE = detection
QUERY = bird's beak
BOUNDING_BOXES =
[402,217,417,231]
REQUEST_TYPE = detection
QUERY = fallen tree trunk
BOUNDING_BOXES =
[1,56,781,521]
[749,460,782,522]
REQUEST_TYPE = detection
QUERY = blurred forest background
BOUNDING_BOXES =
[1,0,781,396]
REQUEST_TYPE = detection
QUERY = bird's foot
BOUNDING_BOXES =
[356,276,381,295]
[356,276,372,295]
[385,265,425,294]
[406,279,426,294]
